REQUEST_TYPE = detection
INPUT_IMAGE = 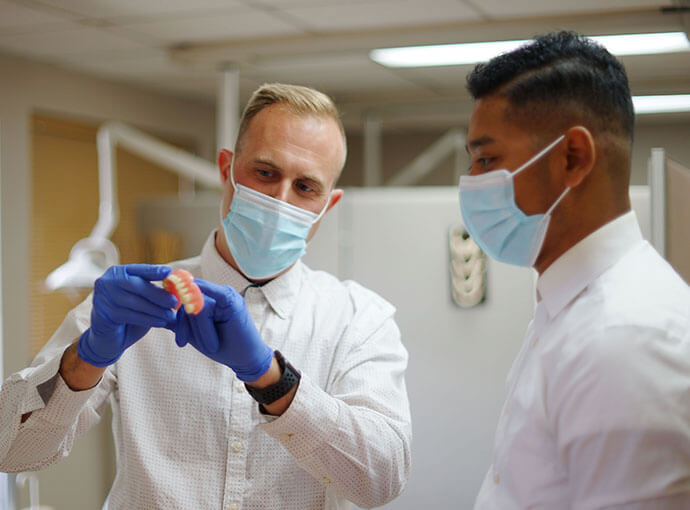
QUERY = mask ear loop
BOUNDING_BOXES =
[229,159,237,193]
[513,134,566,176]
[546,185,570,216]
[313,192,332,223]
[220,159,238,224]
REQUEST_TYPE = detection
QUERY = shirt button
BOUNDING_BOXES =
[280,433,294,441]
[493,472,500,484]
[322,476,331,484]
[236,383,246,393]
[228,504,239,510]
[232,441,245,452]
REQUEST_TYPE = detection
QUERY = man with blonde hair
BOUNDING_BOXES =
[0,83,411,509]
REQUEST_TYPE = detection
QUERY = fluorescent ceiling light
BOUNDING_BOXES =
[370,32,690,68]
[633,94,690,114]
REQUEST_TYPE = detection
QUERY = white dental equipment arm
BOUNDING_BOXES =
[45,122,221,292]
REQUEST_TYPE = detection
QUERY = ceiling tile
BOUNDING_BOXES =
[281,0,482,32]
[30,0,247,19]
[255,0,384,7]
[620,53,690,82]
[0,0,74,33]
[245,53,427,94]
[56,48,193,79]
[0,23,147,57]
[471,0,669,19]
[119,8,305,44]
[138,75,218,101]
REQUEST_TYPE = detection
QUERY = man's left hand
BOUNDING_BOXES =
[173,279,274,382]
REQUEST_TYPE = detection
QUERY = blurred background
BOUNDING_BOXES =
[1,0,689,508]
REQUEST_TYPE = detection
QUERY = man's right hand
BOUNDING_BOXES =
[77,264,177,367]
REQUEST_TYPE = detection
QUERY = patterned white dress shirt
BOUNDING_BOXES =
[475,211,690,509]
[0,232,412,510]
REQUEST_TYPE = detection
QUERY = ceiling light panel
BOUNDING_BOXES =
[468,0,670,18]
[633,94,690,114]
[371,32,690,68]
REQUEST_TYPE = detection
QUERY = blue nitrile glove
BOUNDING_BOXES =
[174,279,274,382]
[78,264,177,367]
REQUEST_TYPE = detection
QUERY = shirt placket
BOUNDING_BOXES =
[221,289,264,510]
[491,302,546,490]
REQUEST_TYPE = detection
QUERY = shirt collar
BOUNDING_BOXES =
[536,210,644,320]
[200,231,304,319]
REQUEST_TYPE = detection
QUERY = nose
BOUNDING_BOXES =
[271,180,291,203]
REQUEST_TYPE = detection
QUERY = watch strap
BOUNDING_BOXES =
[245,350,301,405]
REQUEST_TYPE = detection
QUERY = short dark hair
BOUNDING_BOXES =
[466,31,634,141]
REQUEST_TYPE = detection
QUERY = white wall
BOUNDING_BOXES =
[0,51,215,510]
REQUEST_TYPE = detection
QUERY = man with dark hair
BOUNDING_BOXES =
[460,31,690,508]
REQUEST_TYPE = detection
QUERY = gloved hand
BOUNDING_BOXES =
[78,264,177,367]
[174,279,274,382]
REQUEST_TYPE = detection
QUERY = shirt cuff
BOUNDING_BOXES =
[17,348,100,426]
[15,350,64,416]
[259,374,340,461]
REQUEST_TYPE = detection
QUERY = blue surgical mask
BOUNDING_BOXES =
[458,135,568,267]
[221,164,330,280]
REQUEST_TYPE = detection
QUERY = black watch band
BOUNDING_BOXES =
[245,350,301,405]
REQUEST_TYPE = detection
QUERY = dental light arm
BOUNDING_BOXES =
[45,121,221,292]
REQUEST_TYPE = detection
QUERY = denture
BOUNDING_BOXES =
[163,269,204,315]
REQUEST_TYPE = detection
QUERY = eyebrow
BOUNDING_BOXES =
[466,136,496,154]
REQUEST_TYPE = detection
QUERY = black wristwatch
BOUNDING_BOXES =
[245,350,301,405]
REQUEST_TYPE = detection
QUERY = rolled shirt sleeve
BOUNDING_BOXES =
[0,296,113,472]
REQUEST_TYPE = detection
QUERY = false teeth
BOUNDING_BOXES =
[163,269,204,315]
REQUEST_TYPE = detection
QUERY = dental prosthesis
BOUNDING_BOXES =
[163,269,204,315]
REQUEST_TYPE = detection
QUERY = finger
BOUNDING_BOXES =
[189,301,220,354]
[102,303,173,329]
[100,286,176,322]
[106,269,177,310]
[124,264,172,281]
[175,312,192,348]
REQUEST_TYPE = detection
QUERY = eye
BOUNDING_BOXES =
[295,181,314,193]
[255,168,274,179]
[477,157,494,168]
[469,157,495,174]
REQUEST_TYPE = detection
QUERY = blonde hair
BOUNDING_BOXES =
[235,83,346,152]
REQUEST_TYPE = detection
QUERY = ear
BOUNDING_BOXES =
[326,189,344,212]
[217,149,234,184]
[562,126,595,188]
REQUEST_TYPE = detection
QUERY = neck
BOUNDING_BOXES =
[534,199,631,275]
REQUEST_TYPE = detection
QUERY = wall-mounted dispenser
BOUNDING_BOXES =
[449,224,486,308]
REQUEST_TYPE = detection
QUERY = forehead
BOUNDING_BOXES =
[241,104,345,178]
[468,95,530,149]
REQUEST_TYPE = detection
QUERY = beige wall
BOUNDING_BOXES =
[0,51,215,509]
[340,119,690,188]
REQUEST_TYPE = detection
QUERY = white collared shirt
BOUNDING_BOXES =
[0,233,411,510]
[475,211,690,509]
